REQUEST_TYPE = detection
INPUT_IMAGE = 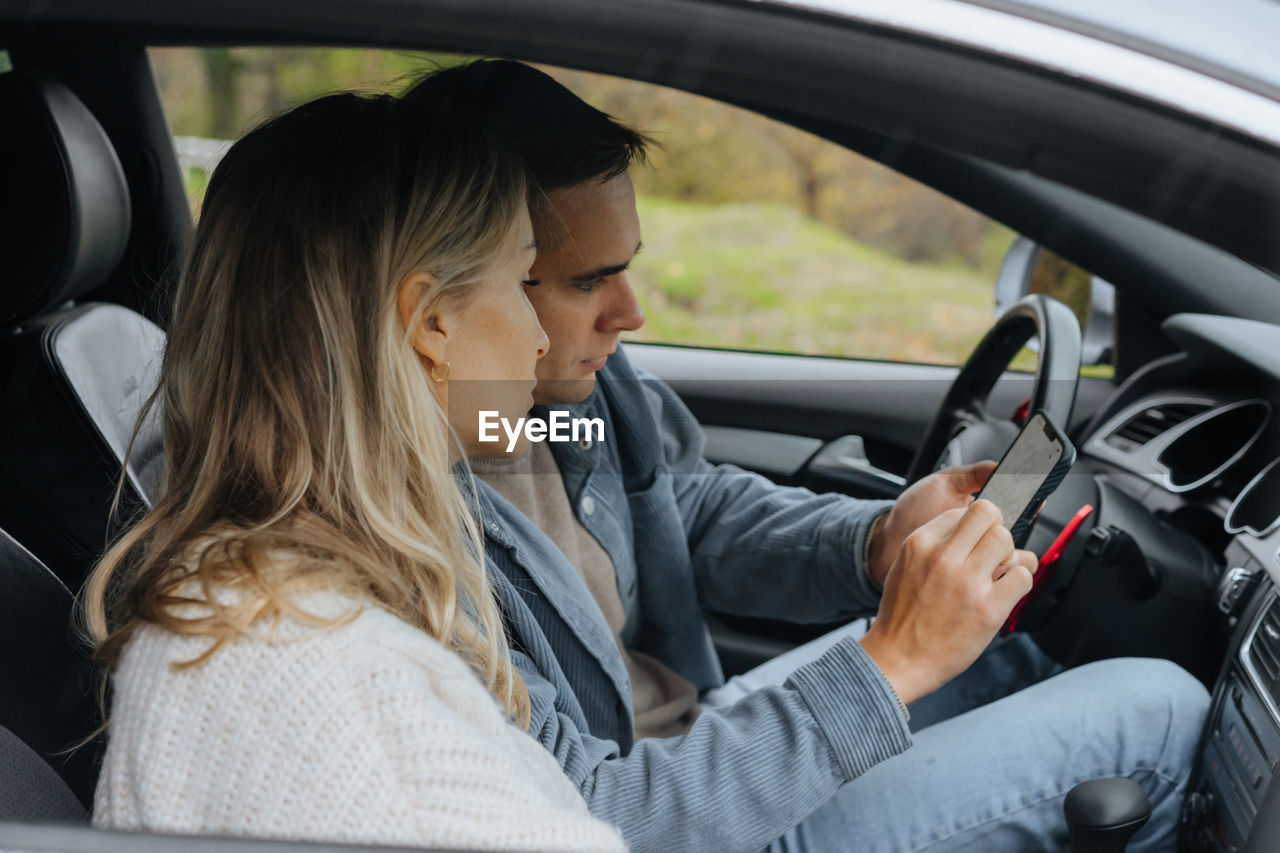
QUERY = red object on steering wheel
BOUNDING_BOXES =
[1001,503,1095,636]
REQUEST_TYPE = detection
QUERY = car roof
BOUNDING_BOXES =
[903,0,1280,96]
[768,0,1280,147]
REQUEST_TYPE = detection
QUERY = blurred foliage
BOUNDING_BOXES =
[627,196,1007,364]
[150,47,1111,371]
[1029,248,1094,330]
[553,67,1001,270]
[151,47,1006,272]
[151,47,459,138]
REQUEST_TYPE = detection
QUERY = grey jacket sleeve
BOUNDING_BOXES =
[636,371,893,622]
[519,635,913,853]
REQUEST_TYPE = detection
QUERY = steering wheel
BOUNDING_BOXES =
[904,294,1083,485]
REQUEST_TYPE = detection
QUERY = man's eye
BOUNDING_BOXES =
[575,278,604,293]
[522,279,541,288]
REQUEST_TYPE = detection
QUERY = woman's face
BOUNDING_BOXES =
[440,208,548,457]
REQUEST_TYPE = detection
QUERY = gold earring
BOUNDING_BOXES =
[430,361,451,383]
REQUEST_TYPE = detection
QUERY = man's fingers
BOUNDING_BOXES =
[969,521,1016,574]
[939,498,1004,560]
[939,460,997,497]
[991,558,1035,610]
[991,548,1037,580]
[910,505,968,549]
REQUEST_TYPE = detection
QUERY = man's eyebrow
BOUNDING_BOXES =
[570,241,643,282]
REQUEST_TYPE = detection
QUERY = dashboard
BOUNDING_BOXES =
[1037,314,1280,852]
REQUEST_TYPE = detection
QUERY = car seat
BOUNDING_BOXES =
[0,70,165,589]
[0,524,98,820]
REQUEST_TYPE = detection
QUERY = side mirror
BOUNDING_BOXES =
[995,235,1115,368]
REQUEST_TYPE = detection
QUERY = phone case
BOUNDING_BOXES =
[1004,410,1077,549]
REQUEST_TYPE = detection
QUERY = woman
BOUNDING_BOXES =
[83,92,624,853]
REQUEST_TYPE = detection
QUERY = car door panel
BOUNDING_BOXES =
[628,342,1112,485]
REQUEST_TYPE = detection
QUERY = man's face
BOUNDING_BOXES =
[526,173,644,405]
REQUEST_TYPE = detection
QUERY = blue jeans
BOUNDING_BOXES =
[704,624,1209,853]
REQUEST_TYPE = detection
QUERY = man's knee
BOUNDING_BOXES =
[1073,657,1209,764]
[1088,657,1208,714]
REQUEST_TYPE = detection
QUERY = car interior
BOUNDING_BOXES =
[4,1,1280,851]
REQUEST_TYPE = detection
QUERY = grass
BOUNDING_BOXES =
[627,195,1020,367]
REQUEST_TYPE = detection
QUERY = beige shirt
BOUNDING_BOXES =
[472,442,700,739]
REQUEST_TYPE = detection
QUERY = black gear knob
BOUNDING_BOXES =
[1064,777,1152,853]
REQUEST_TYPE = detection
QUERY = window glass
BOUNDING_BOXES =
[1029,248,1093,330]
[1020,245,1114,378]
[554,68,1017,366]
[151,48,1023,367]
[150,47,464,212]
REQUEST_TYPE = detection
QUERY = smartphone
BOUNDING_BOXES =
[975,409,1076,548]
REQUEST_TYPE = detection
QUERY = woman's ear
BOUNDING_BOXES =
[396,271,452,366]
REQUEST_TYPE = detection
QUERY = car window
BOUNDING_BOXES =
[149,48,1089,370]
[150,47,463,213]
[1028,249,1093,331]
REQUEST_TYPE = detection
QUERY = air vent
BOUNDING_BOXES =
[1251,602,1280,698]
[1105,402,1211,452]
[1243,591,1280,721]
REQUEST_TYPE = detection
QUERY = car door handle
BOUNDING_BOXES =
[808,435,906,494]
[701,425,823,477]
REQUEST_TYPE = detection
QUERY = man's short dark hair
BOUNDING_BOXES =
[403,59,650,192]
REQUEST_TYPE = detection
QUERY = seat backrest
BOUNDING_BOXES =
[0,526,99,818]
[0,727,87,823]
[0,70,164,588]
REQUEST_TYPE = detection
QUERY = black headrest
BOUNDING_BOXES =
[0,71,131,326]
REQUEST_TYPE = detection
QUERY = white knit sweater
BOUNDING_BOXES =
[93,594,627,852]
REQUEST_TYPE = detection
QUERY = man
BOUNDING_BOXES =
[406,61,1207,853]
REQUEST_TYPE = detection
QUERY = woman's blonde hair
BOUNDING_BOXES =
[83,92,531,725]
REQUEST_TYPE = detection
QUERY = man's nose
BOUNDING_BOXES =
[535,322,550,359]
[599,273,645,333]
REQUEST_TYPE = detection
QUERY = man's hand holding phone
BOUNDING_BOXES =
[861,410,1075,703]
[974,410,1076,548]
[865,460,999,589]
[861,500,1036,705]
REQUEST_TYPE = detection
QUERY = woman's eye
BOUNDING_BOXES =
[522,278,541,288]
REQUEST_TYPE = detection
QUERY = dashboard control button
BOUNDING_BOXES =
[1183,791,1206,828]
[1218,567,1258,615]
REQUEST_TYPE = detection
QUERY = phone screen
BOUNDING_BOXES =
[977,413,1066,529]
